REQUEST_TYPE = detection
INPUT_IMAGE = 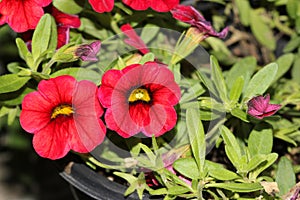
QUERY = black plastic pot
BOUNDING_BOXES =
[59,162,163,200]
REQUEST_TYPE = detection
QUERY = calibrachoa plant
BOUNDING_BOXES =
[0,0,300,200]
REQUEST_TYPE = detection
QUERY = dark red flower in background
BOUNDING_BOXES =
[0,0,52,32]
[98,62,181,138]
[20,75,106,160]
[121,24,150,55]
[247,94,281,119]
[171,5,228,39]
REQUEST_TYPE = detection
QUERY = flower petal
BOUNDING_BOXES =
[143,104,177,137]
[0,0,45,32]
[51,7,81,28]
[89,0,114,13]
[37,75,76,105]
[121,24,150,55]
[20,91,52,133]
[33,118,71,160]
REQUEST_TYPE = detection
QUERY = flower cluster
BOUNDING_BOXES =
[20,61,181,159]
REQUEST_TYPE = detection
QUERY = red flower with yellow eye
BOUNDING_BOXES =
[20,75,106,160]
[98,62,181,138]
[0,0,52,32]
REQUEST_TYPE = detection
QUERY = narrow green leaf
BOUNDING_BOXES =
[167,186,190,195]
[221,126,242,170]
[139,53,155,64]
[173,158,199,179]
[276,156,296,196]
[248,124,273,157]
[236,0,251,26]
[0,74,30,94]
[229,76,244,103]
[141,25,159,44]
[250,153,278,179]
[15,38,30,62]
[283,35,300,53]
[286,0,298,19]
[31,14,56,64]
[292,55,300,84]
[244,63,278,99]
[230,108,249,122]
[208,168,240,181]
[51,68,101,84]
[274,53,294,82]
[250,10,276,50]
[246,154,268,172]
[186,108,206,178]
[206,182,263,192]
[211,55,228,103]
[226,56,256,90]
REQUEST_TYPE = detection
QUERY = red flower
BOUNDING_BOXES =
[122,0,179,12]
[170,5,228,39]
[247,94,281,119]
[49,6,81,48]
[20,75,106,160]
[88,0,179,13]
[0,0,52,32]
[98,62,181,138]
[88,0,114,13]
[120,24,150,55]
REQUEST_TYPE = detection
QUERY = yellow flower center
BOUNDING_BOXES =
[128,88,151,103]
[51,104,74,119]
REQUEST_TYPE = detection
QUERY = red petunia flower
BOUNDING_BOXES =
[98,62,181,138]
[170,5,228,39]
[0,0,52,32]
[88,0,114,13]
[247,94,281,119]
[20,75,106,160]
[122,0,179,12]
[120,24,150,55]
[88,0,179,13]
[49,6,81,48]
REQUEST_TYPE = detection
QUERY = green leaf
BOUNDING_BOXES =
[283,35,300,53]
[208,167,240,181]
[276,156,296,196]
[206,182,263,193]
[31,14,57,67]
[244,63,278,99]
[250,9,276,50]
[53,0,83,14]
[0,74,31,94]
[0,87,34,106]
[221,126,243,170]
[186,108,206,178]
[274,53,294,82]
[139,53,155,64]
[167,185,190,195]
[230,108,249,122]
[248,124,273,157]
[286,0,299,19]
[7,106,19,125]
[141,25,160,44]
[249,153,278,179]
[226,56,256,90]
[15,38,30,62]
[211,55,228,103]
[246,154,269,172]
[229,76,244,103]
[51,68,101,84]
[173,158,199,179]
[292,55,300,84]
[236,0,251,26]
